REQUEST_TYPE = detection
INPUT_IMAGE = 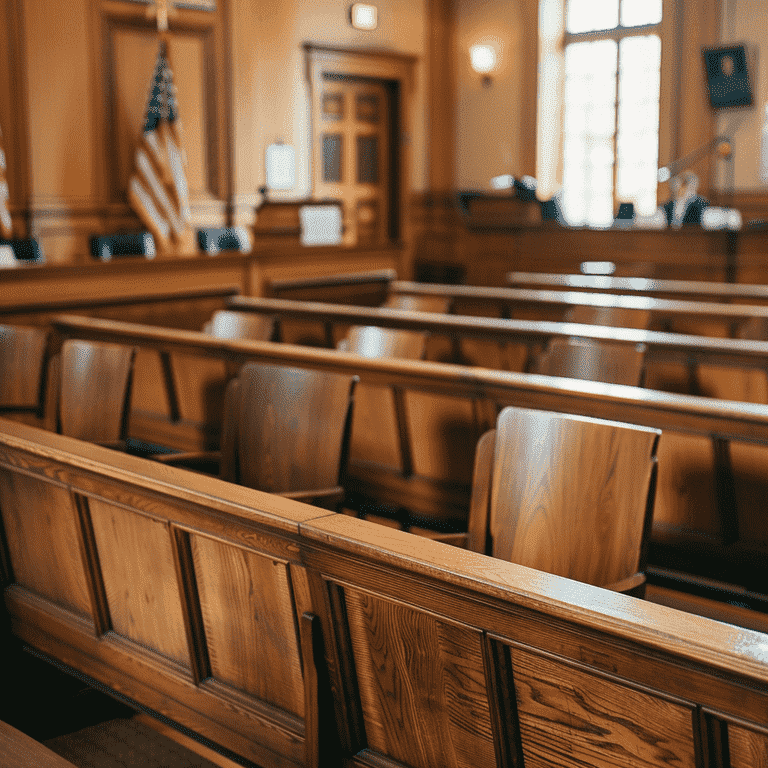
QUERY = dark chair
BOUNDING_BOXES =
[197,227,251,254]
[453,406,660,595]
[90,233,155,261]
[156,363,358,508]
[0,238,45,263]
[45,340,136,449]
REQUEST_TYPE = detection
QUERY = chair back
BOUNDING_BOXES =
[50,340,136,444]
[340,325,427,359]
[0,325,48,411]
[203,310,274,341]
[536,337,646,386]
[197,227,251,254]
[221,363,357,494]
[383,294,452,314]
[564,304,650,329]
[472,406,660,591]
[0,238,45,263]
[90,233,155,261]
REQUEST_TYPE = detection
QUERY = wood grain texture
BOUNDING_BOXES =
[507,273,768,303]
[488,407,660,588]
[343,588,496,768]
[0,721,78,768]
[509,645,697,768]
[729,722,768,768]
[190,534,305,716]
[0,469,91,617]
[88,498,189,666]
[0,324,47,409]
[226,362,356,494]
[536,338,646,387]
[563,305,651,330]
[227,294,768,375]
[58,340,135,443]
[204,310,275,341]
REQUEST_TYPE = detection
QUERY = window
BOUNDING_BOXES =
[560,0,662,226]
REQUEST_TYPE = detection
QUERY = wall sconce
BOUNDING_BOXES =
[470,44,497,87]
[350,3,378,30]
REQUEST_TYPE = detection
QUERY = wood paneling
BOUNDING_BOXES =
[729,722,768,768]
[509,645,698,768]
[191,535,305,716]
[88,498,190,666]
[0,471,92,618]
[343,588,496,768]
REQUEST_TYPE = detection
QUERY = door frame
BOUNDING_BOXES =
[303,43,417,248]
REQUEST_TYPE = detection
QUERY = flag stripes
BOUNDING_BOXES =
[0,125,12,240]
[128,40,190,252]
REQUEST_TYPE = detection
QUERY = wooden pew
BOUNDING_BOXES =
[302,516,768,768]
[388,280,768,333]
[507,271,768,303]
[48,315,768,594]
[2,418,767,768]
[0,285,242,332]
[266,268,397,306]
[226,295,768,376]
[0,418,327,768]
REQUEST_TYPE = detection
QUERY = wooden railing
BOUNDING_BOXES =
[1,418,767,768]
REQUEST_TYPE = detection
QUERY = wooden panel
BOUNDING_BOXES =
[348,383,401,469]
[729,722,768,768]
[489,408,658,587]
[109,23,213,203]
[110,26,160,204]
[0,721,78,768]
[344,588,496,768]
[88,498,189,666]
[190,534,304,716]
[405,392,478,484]
[510,646,697,768]
[0,470,91,618]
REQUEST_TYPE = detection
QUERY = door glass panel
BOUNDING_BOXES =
[322,134,342,182]
[357,135,379,184]
[322,93,344,120]
[356,93,380,123]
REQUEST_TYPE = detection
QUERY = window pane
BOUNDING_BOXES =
[322,134,342,182]
[566,0,619,33]
[562,39,617,227]
[621,0,662,27]
[616,35,661,213]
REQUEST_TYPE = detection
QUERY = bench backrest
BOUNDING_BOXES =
[508,271,768,302]
[0,324,48,412]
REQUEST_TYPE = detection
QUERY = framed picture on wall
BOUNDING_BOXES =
[702,44,753,109]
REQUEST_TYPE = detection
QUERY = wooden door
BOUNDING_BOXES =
[313,76,392,246]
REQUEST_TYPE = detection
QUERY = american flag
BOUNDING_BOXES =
[0,124,12,240]
[128,40,191,252]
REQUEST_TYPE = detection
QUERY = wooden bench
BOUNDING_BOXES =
[48,315,768,593]
[388,280,768,333]
[0,285,242,332]
[265,268,397,306]
[507,271,768,303]
[1,418,767,768]
[226,295,768,376]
